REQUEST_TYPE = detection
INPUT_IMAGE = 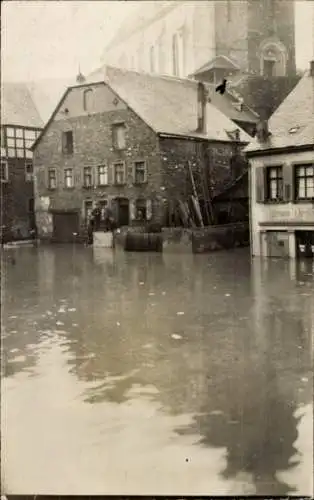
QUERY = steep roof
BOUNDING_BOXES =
[193,55,240,75]
[1,78,74,129]
[1,82,44,128]
[86,66,252,142]
[245,70,314,153]
[104,2,176,52]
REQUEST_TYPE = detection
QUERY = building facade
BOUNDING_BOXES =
[102,0,296,79]
[31,67,251,243]
[1,83,43,241]
[246,63,314,259]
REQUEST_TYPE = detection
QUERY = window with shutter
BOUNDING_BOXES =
[255,166,265,203]
[283,163,294,202]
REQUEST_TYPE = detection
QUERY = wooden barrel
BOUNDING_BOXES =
[124,232,163,252]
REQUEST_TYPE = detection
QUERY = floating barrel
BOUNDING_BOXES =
[124,232,163,252]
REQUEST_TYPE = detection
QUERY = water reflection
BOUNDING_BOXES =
[2,246,313,495]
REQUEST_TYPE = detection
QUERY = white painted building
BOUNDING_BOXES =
[245,62,314,259]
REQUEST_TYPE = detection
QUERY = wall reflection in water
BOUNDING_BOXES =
[2,246,313,495]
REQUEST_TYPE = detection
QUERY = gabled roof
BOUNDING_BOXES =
[32,66,252,150]
[87,66,252,142]
[1,82,44,128]
[245,70,314,154]
[1,78,74,130]
[193,55,240,76]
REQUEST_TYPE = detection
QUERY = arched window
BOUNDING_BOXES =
[83,89,93,112]
[260,41,287,77]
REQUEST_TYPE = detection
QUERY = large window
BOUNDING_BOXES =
[84,200,93,223]
[295,164,314,200]
[62,131,74,155]
[133,161,147,184]
[48,169,57,189]
[64,168,74,188]
[113,162,125,185]
[97,165,108,186]
[266,166,283,200]
[83,166,93,188]
[4,126,40,158]
[112,123,126,150]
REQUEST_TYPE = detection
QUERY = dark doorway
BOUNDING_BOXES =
[114,198,129,227]
[295,231,314,258]
[52,211,79,243]
[263,59,275,77]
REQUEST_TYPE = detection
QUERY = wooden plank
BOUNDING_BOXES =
[188,161,204,227]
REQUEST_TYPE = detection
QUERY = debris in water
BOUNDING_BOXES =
[171,334,183,340]
[72,323,78,327]
[209,410,224,416]
[12,355,26,363]
[139,282,144,285]
[68,308,76,312]
[10,348,19,353]
[116,321,121,326]
[46,311,53,316]
[161,291,166,295]
[10,330,17,334]
[148,292,155,296]
[176,311,185,316]
[9,316,17,319]
[56,321,64,326]
[301,377,308,382]
[225,293,231,297]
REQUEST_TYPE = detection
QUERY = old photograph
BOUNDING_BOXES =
[1,0,314,496]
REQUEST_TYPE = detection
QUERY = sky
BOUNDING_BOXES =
[2,0,314,82]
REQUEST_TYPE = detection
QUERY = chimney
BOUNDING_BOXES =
[196,81,207,133]
[310,60,314,77]
[256,120,271,142]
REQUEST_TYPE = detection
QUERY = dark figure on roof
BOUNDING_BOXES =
[215,78,227,95]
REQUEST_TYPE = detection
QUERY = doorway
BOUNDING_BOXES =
[52,211,79,243]
[295,231,314,258]
[114,197,130,227]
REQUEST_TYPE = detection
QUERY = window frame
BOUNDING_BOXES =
[83,199,94,223]
[266,165,283,202]
[83,88,93,112]
[25,161,34,182]
[64,168,74,189]
[1,160,9,183]
[133,160,147,185]
[113,161,126,185]
[62,130,74,155]
[295,164,314,201]
[112,123,126,150]
[83,166,93,188]
[48,168,57,190]
[97,164,109,186]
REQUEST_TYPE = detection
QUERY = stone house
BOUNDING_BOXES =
[245,61,314,259]
[1,83,43,242]
[31,66,252,243]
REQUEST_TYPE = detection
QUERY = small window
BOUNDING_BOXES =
[97,165,108,186]
[83,88,94,112]
[113,162,125,185]
[24,129,36,140]
[7,148,15,158]
[25,161,33,182]
[7,138,15,148]
[6,127,15,137]
[266,166,283,201]
[48,169,57,189]
[295,164,314,200]
[16,138,24,149]
[134,161,147,184]
[83,166,93,188]
[62,131,74,155]
[135,198,147,220]
[112,123,126,150]
[1,160,9,182]
[16,129,23,138]
[64,168,74,188]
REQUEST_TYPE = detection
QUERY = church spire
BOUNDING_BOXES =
[76,64,85,84]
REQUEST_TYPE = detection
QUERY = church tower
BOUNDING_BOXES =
[212,0,296,78]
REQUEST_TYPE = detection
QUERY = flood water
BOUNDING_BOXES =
[1,244,313,495]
